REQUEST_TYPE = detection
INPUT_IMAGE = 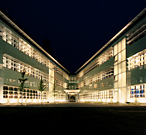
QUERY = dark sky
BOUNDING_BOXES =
[1,0,146,73]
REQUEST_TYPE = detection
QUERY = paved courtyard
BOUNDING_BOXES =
[1,102,146,107]
[1,103,146,135]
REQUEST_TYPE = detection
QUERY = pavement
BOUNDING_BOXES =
[1,102,146,134]
[1,102,146,107]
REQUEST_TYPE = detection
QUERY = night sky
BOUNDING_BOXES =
[1,0,146,73]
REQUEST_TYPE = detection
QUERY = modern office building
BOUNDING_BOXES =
[0,11,70,103]
[76,8,146,103]
[0,8,146,104]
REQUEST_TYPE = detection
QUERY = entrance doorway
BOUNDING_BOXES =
[64,90,80,102]
[68,95,76,102]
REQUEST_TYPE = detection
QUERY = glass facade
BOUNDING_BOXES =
[113,38,126,103]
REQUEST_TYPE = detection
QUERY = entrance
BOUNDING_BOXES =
[68,94,76,102]
[64,90,80,102]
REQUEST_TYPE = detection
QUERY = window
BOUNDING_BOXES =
[130,84,145,98]
[3,54,49,82]
[96,90,113,99]
[114,38,126,91]
[128,49,146,70]
[80,67,113,88]
[84,47,113,75]
[3,85,47,99]
[114,65,118,75]
[11,34,19,48]
[121,50,126,62]
[114,55,118,62]
[140,85,145,97]
[114,75,118,82]
[0,23,50,68]
[109,90,113,99]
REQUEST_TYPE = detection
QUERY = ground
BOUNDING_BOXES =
[1,103,146,135]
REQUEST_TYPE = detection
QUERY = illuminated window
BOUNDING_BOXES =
[80,67,113,89]
[114,38,126,103]
[128,49,146,70]
[84,47,113,75]
[109,90,113,99]
[3,54,49,82]
[114,55,118,62]
[0,23,50,69]
[3,85,47,99]
[130,84,145,98]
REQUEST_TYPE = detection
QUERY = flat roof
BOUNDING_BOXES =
[75,8,146,74]
[0,10,70,74]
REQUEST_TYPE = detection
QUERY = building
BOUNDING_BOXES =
[0,8,146,104]
[0,11,70,103]
[76,8,146,103]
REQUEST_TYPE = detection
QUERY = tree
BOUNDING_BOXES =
[38,76,46,104]
[18,70,28,105]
